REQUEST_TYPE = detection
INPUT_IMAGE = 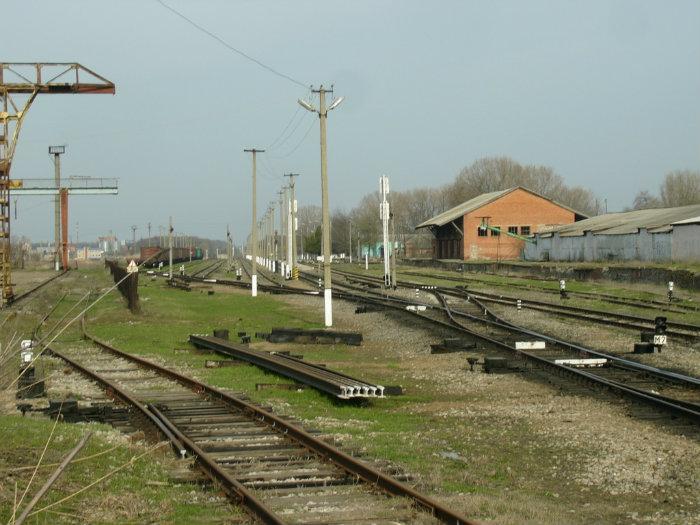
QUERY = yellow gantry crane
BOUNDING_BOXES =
[0,63,115,305]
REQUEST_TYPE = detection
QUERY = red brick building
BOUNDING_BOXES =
[416,187,586,260]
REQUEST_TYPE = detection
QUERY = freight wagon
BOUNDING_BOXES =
[139,246,203,267]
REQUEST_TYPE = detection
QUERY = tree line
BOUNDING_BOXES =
[293,157,700,255]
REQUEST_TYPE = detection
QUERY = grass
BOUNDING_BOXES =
[4,265,698,524]
[0,415,240,524]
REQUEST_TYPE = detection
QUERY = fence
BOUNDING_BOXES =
[105,260,140,313]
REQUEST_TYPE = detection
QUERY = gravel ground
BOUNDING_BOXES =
[276,291,700,524]
[486,302,700,377]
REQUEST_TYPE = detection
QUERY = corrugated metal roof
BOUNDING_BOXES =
[547,204,700,237]
[415,189,511,229]
[415,186,587,229]
[671,216,700,226]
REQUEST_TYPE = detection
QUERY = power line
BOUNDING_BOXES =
[270,117,316,159]
[267,106,302,150]
[155,0,309,90]
[269,110,310,152]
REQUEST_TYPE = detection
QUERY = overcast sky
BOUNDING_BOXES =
[5,0,700,244]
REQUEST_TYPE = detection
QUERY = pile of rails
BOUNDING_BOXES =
[190,334,384,399]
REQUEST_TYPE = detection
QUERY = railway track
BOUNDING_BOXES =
[7,270,69,306]
[400,269,699,313]
[293,268,700,425]
[42,319,474,524]
[145,262,700,427]
[332,269,700,342]
[190,259,224,279]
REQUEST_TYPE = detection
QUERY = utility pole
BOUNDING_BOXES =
[131,225,137,253]
[278,188,286,273]
[299,87,343,326]
[168,216,173,280]
[49,145,66,271]
[244,148,264,297]
[284,173,299,275]
[380,175,391,286]
[269,203,276,270]
[390,210,397,288]
[147,222,151,246]
[348,220,352,264]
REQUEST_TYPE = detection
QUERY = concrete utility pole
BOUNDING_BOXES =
[244,148,264,297]
[380,175,391,286]
[147,222,152,246]
[390,209,397,288]
[269,203,276,269]
[278,188,286,273]
[348,220,352,264]
[168,216,173,280]
[284,173,299,274]
[131,225,137,252]
[298,88,343,327]
[49,145,66,271]
[226,225,233,271]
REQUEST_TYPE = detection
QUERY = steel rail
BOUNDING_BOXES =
[399,269,700,313]
[46,345,187,456]
[297,272,700,418]
[78,329,476,524]
[330,270,700,378]
[314,282,700,422]
[9,270,69,306]
[242,268,700,393]
[332,268,699,336]
[431,292,700,423]
[148,405,286,525]
[444,288,699,336]
[451,294,700,388]
[189,334,384,398]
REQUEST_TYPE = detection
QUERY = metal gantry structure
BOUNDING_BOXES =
[0,63,114,305]
[10,177,118,270]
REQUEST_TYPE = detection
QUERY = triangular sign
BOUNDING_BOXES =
[127,260,139,273]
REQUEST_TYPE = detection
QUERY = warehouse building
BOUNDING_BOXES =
[524,204,700,262]
[416,187,586,260]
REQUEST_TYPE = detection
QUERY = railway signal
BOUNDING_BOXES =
[380,175,391,286]
[654,316,668,351]
[668,281,674,303]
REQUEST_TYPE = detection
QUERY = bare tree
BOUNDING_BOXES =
[631,190,662,210]
[660,170,700,207]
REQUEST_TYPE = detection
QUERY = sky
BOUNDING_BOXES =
[4,0,700,244]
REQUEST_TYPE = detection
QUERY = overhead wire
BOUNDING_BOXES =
[270,117,316,159]
[154,1,317,163]
[267,106,302,150]
[155,0,309,90]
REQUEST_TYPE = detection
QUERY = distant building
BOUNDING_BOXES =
[524,204,700,262]
[98,235,119,254]
[76,247,104,261]
[416,187,586,260]
[359,241,401,258]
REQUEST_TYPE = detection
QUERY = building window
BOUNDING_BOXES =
[477,227,488,237]
[520,226,531,236]
[508,226,518,235]
[490,226,501,236]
